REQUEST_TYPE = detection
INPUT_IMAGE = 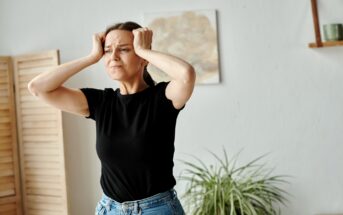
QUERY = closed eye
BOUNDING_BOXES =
[120,48,130,52]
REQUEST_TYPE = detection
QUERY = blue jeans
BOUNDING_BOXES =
[95,189,185,215]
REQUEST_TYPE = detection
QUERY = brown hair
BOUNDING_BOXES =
[105,21,155,87]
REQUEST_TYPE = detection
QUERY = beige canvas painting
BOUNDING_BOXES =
[144,9,220,84]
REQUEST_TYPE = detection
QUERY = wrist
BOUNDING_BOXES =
[135,48,150,57]
[86,54,101,64]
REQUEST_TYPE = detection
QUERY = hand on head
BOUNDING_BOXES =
[132,27,153,53]
[89,31,106,63]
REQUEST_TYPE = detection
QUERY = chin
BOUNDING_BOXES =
[108,74,122,81]
[106,69,124,80]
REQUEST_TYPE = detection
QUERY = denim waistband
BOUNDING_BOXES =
[100,189,178,212]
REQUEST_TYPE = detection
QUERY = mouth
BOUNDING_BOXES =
[110,65,122,68]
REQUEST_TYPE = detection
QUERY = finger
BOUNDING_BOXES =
[132,29,140,36]
[148,30,153,38]
[99,32,106,41]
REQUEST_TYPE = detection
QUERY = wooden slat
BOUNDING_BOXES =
[0,129,11,137]
[24,156,60,164]
[28,209,62,215]
[0,89,9,97]
[0,143,12,150]
[24,142,59,149]
[0,182,15,191]
[21,108,56,116]
[0,122,11,129]
[0,176,14,185]
[18,82,30,89]
[24,143,58,148]
[27,195,63,204]
[18,66,52,76]
[0,61,9,70]
[0,163,14,171]
[0,84,8,90]
[0,84,8,89]
[25,161,60,169]
[0,109,10,116]
[0,170,14,178]
[27,181,61,189]
[0,156,13,163]
[19,88,31,96]
[0,104,9,110]
[19,95,39,102]
[18,73,41,82]
[23,135,59,142]
[25,175,60,183]
[0,195,16,203]
[27,202,63,212]
[23,128,58,135]
[23,148,59,156]
[26,168,60,177]
[0,202,16,212]
[0,97,9,104]
[21,101,50,108]
[0,148,13,155]
[26,188,61,196]
[18,58,55,70]
[0,190,15,197]
[0,211,17,215]
[22,114,57,121]
[24,153,60,161]
[22,121,58,129]
[0,116,10,123]
[0,137,12,145]
[0,78,9,84]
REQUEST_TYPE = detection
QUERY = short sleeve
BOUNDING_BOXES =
[155,81,186,113]
[80,88,103,120]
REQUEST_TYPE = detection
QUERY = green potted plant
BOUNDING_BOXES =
[179,149,289,215]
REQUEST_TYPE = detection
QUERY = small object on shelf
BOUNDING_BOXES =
[323,23,343,41]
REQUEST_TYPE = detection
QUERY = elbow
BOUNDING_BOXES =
[182,65,196,84]
[27,81,39,97]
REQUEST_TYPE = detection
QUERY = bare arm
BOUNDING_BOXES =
[28,32,105,117]
[133,28,196,109]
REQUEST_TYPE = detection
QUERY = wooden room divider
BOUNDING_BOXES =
[0,50,69,215]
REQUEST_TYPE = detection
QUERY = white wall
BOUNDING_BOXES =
[1,0,343,214]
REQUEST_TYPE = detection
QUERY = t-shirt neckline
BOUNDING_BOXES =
[115,86,152,99]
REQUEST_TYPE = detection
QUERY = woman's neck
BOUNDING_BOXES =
[119,80,149,95]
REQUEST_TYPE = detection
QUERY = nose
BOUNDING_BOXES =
[110,49,120,61]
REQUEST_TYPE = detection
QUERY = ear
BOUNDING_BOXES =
[141,59,149,67]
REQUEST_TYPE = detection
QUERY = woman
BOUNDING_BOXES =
[28,21,195,215]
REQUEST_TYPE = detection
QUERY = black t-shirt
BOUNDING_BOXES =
[80,81,184,202]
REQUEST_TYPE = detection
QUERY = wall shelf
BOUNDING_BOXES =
[309,40,343,48]
[309,0,343,48]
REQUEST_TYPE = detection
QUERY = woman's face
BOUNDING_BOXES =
[103,30,146,81]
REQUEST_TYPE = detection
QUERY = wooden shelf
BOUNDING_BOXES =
[308,0,343,48]
[309,40,343,48]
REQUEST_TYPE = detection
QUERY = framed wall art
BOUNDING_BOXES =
[144,9,220,84]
